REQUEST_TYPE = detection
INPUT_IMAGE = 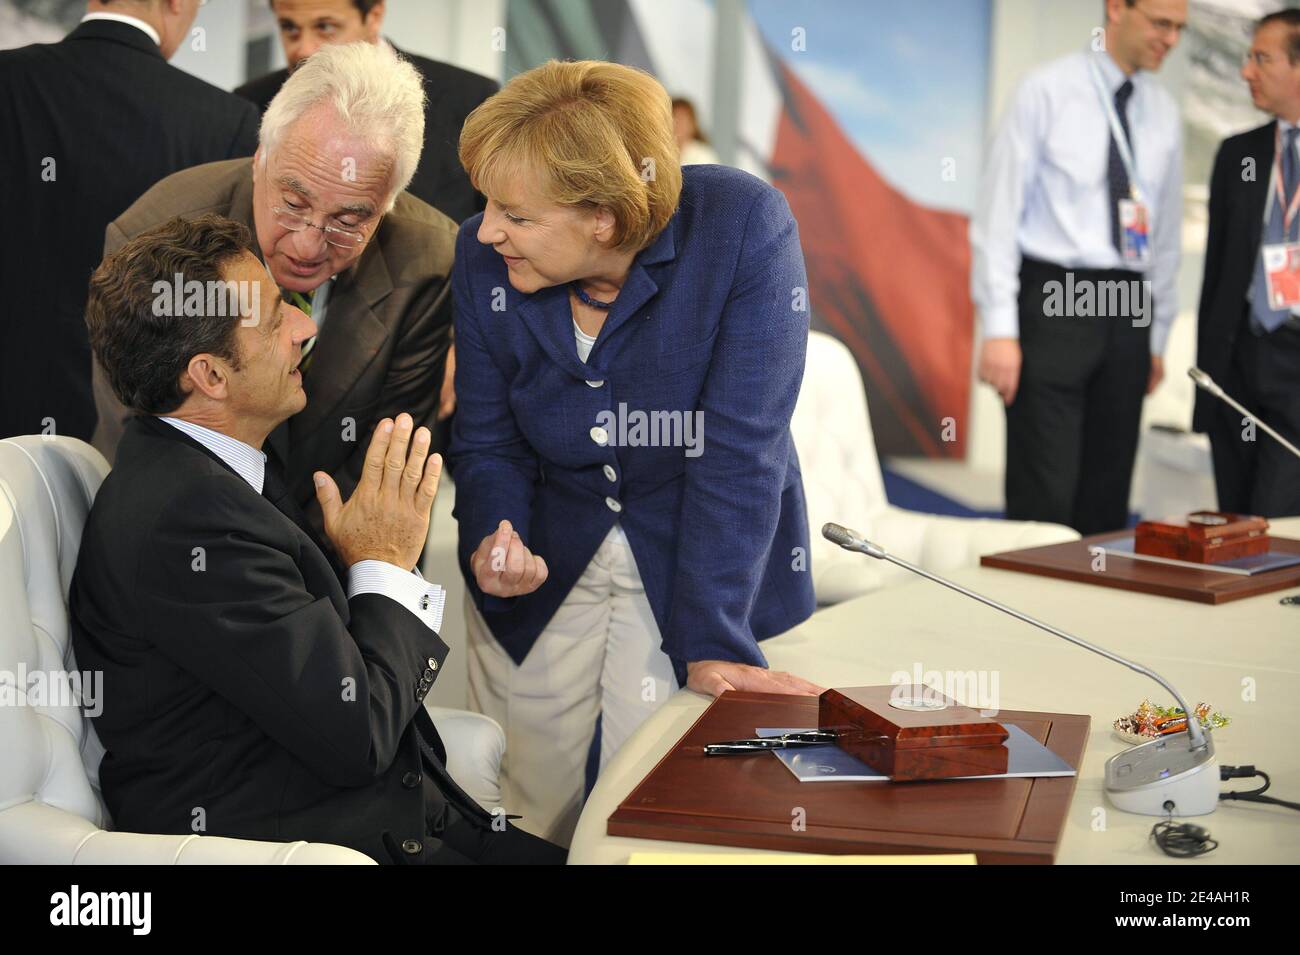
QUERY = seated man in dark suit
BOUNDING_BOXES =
[71,213,563,865]
[91,40,455,546]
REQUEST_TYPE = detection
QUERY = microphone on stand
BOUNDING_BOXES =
[821,522,1220,816]
[1189,367,1300,462]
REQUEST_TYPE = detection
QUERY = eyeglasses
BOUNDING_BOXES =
[1132,5,1185,39]
[271,205,371,248]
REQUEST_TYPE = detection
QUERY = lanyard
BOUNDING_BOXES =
[1088,57,1143,204]
[1262,124,1300,238]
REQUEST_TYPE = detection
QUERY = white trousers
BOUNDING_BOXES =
[465,526,676,846]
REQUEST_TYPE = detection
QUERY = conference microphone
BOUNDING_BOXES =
[821,522,1220,816]
[1189,366,1300,462]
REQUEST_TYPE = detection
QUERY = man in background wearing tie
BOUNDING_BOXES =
[971,0,1186,535]
[1194,10,1300,518]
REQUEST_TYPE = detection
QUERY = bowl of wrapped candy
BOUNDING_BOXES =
[1112,699,1230,745]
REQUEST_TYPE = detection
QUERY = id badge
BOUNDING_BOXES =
[1262,242,1300,309]
[1118,198,1150,264]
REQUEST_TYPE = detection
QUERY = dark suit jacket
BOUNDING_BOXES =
[0,18,259,442]
[69,414,489,863]
[1194,122,1274,433]
[234,44,496,224]
[449,165,816,686]
[89,157,456,541]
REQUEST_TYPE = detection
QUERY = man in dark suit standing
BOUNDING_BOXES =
[91,41,455,544]
[1195,10,1300,517]
[0,0,260,443]
[72,212,563,864]
[235,0,497,225]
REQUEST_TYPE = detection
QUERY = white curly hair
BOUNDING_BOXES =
[259,42,426,212]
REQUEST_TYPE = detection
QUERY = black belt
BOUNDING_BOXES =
[1020,255,1143,283]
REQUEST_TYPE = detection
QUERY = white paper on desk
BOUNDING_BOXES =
[755,725,1077,782]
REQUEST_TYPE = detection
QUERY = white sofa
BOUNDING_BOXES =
[0,435,503,864]
[791,331,1079,604]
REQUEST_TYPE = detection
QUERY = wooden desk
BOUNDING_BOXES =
[569,517,1300,864]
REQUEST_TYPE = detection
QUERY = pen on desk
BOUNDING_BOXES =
[702,730,839,756]
[703,730,890,756]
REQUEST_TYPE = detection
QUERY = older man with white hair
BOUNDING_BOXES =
[90,41,456,550]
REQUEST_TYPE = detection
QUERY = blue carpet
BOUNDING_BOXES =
[880,466,1003,518]
[880,465,1140,528]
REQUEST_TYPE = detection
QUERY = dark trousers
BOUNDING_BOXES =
[1205,317,1300,518]
[421,802,568,865]
[1005,257,1151,535]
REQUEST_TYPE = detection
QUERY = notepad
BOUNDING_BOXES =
[1096,535,1300,576]
[755,724,1077,782]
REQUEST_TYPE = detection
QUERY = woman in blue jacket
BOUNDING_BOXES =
[451,59,819,844]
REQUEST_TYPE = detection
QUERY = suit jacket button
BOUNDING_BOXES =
[427,657,438,671]
[414,685,425,702]
[402,772,421,788]
[402,839,423,855]
[422,668,434,682]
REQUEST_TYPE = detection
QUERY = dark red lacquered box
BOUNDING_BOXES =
[818,685,1009,781]
[1134,511,1269,564]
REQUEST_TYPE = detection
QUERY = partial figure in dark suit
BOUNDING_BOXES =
[1195,10,1300,518]
[0,0,260,443]
[72,213,564,864]
[91,41,455,545]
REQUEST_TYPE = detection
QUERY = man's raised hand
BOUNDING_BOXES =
[314,413,441,571]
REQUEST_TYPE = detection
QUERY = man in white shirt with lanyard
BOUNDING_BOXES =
[971,0,1186,535]
[1194,10,1300,518]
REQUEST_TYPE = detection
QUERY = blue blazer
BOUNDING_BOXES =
[448,164,815,686]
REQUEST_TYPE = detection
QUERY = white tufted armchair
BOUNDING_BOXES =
[0,435,504,865]
[791,331,1079,604]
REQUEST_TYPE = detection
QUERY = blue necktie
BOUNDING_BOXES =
[1108,80,1135,254]
[1249,126,1300,334]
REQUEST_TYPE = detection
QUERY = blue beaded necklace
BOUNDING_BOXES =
[570,281,615,309]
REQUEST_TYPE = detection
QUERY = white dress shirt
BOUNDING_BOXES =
[971,48,1183,355]
[80,11,162,47]
[307,277,333,332]
[158,416,445,632]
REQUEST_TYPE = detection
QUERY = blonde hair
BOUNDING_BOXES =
[259,42,425,213]
[459,60,683,253]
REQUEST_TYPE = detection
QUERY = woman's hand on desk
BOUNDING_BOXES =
[471,519,549,597]
[687,661,824,698]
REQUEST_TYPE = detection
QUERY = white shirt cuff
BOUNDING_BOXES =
[346,560,445,634]
[979,305,1020,340]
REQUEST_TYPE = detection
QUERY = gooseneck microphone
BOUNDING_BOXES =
[821,522,1221,816]
[1189,367,1300,462]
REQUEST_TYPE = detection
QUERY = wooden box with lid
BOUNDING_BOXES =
[1134,511,1269,564]
[818,685,1009,781]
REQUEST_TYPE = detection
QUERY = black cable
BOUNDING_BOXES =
[1147,764,1299,858]
[1150,801,1218,857]
[1220,765,1300,812]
